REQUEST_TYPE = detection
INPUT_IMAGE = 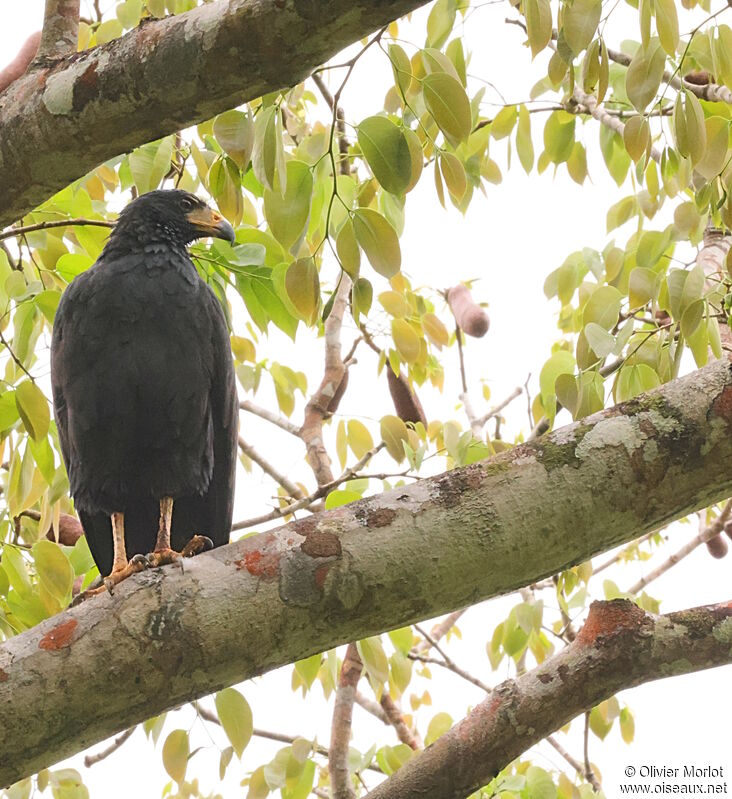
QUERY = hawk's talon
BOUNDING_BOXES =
[181,534,214,558]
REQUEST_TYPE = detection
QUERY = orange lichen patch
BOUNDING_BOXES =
[39,618,78,651]
[576,599,646,646]
[711,385,732,423]
[0,668,8,682]
[235,549,281,579]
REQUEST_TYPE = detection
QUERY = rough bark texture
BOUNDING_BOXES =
[364,600,732,799]
[0,0,430,228]
[1,358,731,785]
[36,0,80,60]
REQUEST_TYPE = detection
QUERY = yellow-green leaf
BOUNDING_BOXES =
[562,0,601,55]
[391,319,421,364]
[214,110,255,169]
[623,116,650,162]
[215,688,253,758]
[389,43,412,95]
[403,127,424,193]
[695,116,729,180]
[516,105,534,173]
[525,0,552,58]
[264,160,313,251]
[15,381,49,441]
[655,0,679,56]
[422,72,472,147]
[439,152,467,202]
[423,312,449,348]
[379,290,411,317]
[352,277,373,322]
[209,157,243,227]
[380,415,409,462]
[336,219,360,279]
[285,258,320,324]
[353,209,401,278]
[425,712,453,746]
[357,116,412,195]
[347,420,374,459]
[626,40,666,111]
[162,730,189,783]
[252,106,279,191]
[32,540,73,603]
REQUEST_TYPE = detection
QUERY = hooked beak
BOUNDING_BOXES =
[186,205,236,244]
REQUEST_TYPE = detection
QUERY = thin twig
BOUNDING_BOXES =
[0,218,114,242]
[239,399,301,436]
[476,386,523,427]
[627,500,732,595]
[83,727,135,767]
[583,712,600,791]
[547,734,601,792]
[231,443,385,530]
[412,625,491,693]
[238,436,305,500]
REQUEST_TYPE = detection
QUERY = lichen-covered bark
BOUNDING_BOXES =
[0,0,430,228]
[0,358,731,785]
[364,600,732,799]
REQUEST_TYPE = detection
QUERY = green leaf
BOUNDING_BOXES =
[2,545,32,597]
[352,277,373,322]
[525,0,552,58]
[0,391,20,431]
[516,105,534,173]
[357,116,412,195]
[347,420,374,459]
[696,116,728,180]
[539,350,576,415]
[583,322,616,358]
[129,136,174,194]
[284,259,320,324]
[252,106,279,191]
[425,712,453,746]
[439,152,467,202]
[380,415,409,462]
[214,110,255,169]
[582,285,623,330]
[353,209,401,278]
[15,381,50,441]
[162,729,189,783]
[215,688,253,758]
[32,540,73,603]
[526,765,557,799]
[623,116,650,162]
[56,253,94,282]
[357,636,390,687]
[209,157,243,227]
[391,319,421,364]
[614,364,660,402]
[389,43,412,95]
[336,218,360,279]
[626,40,666,111]
[422,72,472,147]
[543,111,576,164]
[264,160,313,251]
[294,653,321,690]
[655,0,679,56]
[562,0,601,55]
[426,0,456,49]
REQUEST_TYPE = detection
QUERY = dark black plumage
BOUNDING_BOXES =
[50,190,238,580]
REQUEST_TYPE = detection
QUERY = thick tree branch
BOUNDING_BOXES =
[329,643,362,799]
[364,599,732,799]
[37,0,80,61]
[1,358,731,785]
[0,0,430,227]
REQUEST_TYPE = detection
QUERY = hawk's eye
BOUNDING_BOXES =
[180,197,194,212]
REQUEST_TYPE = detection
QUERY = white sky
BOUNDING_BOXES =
[1,1,731,797]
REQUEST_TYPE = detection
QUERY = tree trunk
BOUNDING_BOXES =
[0,357,730,785]
[0,0,430,227]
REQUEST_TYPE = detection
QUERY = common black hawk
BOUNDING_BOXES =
[50,190,238,593]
